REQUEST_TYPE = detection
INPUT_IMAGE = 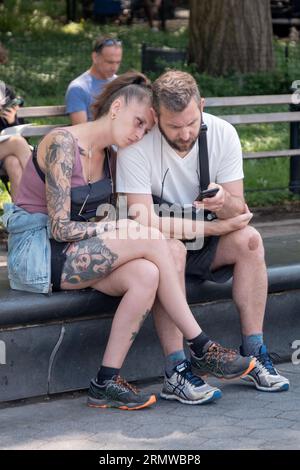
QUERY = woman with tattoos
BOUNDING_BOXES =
[2,71,255,410]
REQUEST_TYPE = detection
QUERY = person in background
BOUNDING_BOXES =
[65,35,122,125]
[0,44,31,201]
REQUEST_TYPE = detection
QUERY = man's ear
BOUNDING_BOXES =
[151,107,158,124]
[200,97,205,113]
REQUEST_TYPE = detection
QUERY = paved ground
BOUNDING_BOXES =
[0,211,299,450]
[0,362,299,450]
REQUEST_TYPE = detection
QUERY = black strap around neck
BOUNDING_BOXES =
[198,123,210,191]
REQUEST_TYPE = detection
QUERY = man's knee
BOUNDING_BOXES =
[231,226,265,260]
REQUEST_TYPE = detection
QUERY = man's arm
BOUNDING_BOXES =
[125,192,252,240]
[69,110,88,125]
[65,84,88,125]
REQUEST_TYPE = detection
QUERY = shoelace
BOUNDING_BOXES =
[177,361,205,387]
[205,342,238,363]
[115,375,139,395]
[257,351,278,375]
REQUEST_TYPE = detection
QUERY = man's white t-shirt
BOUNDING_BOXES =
[116,112,243,206]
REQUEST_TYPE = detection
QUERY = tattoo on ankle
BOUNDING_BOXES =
[130,309,151,342]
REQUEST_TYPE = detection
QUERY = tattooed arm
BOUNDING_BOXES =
[45,130,114,242]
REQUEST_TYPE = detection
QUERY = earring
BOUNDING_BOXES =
[111,113,116,120]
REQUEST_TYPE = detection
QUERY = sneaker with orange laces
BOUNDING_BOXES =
[190,341,256,380]
[87,375,156,410]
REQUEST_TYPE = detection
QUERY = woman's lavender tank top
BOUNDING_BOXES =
[16,131,87,214]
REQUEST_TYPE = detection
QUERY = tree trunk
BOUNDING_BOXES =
[189,0,274,75]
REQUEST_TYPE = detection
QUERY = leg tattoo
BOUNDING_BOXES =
[130,309,151,342]
[61,237,118,284]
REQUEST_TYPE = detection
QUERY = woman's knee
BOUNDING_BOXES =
[127,259,159,291]
[168,239,187,273]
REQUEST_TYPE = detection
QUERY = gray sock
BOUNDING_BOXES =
[242,333,263,357]
[165,350,186,377]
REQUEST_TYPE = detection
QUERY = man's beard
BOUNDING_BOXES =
[158,121,199,153]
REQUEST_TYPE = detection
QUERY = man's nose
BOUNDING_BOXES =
[179,128,190,141]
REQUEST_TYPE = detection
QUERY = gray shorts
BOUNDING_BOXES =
[185,236,233,283]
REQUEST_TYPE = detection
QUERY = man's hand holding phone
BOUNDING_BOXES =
[194,183,225,212]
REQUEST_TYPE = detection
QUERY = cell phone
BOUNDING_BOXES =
[1,97,24,111]
[195,187,219,201]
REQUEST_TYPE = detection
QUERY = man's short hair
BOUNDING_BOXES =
[152,70,201,114]
[92,36,122,54]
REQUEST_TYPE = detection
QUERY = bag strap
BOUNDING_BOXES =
[32,145,46,183]
[198,122,210,191]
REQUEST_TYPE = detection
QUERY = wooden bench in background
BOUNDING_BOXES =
[1,94,300,187]
[0,105,67,189]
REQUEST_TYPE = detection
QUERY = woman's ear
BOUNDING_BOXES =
[110,97,122,119]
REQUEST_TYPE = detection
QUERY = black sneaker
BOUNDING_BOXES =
[191,341,256,379]
[87,376,156,410]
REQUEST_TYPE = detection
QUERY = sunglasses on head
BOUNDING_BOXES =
[94,38,122,53]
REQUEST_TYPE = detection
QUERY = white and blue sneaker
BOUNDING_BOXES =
[160,360,222,405]
[240,345,290,392]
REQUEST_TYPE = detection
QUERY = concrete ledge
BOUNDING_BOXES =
[0,233,299,403]
[0,288,299,403]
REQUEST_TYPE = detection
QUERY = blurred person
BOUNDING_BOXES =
[127,0,162,30]
[0,44,31,201]
[65,35,122,125]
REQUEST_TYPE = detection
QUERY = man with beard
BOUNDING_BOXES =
[116,70,289,404]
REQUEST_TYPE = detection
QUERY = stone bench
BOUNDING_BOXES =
[0,233,299,403]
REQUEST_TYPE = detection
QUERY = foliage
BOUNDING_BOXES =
[0,7,300,206]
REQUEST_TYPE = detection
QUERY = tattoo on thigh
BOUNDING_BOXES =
[130,309,151,342]
[61,237,118,284]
